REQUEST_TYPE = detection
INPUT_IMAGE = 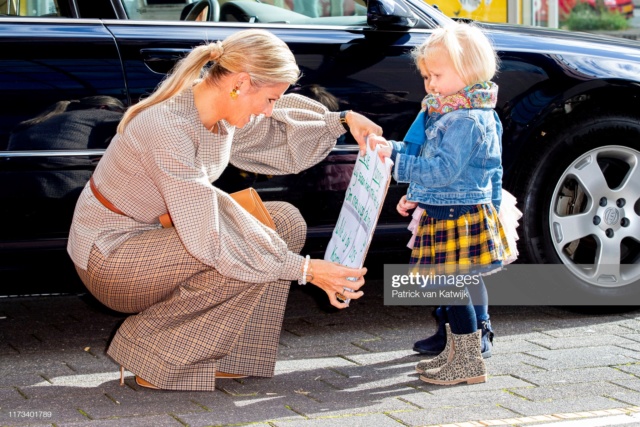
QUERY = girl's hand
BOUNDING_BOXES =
[307,259,366,309]
[345,111,383,155]
[397,195,418,217]
[367,134,393,162]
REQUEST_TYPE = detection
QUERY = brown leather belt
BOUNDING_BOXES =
[89,176,175,228]
[89,176,125,216]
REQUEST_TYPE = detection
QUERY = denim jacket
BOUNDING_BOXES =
[390,82,503,211]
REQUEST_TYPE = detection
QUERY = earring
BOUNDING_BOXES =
[230,87,240,99]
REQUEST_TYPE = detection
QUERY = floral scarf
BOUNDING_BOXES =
[422,81,498,116]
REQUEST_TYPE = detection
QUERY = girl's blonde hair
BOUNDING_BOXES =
[118,29,300,133]
[411,22,498,87]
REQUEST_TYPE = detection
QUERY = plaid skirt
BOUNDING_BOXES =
[410,204,511,272]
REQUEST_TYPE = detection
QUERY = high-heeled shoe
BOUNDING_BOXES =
[135,376,160,389]
[120,366,160,389]
[217,371,248,379]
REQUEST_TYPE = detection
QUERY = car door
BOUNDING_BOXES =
[107,0,432,260]
[0,1,126,253]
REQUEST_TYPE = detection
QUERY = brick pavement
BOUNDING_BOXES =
[2,281,640,427]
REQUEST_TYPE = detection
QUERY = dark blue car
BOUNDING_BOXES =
[1,0,639,304]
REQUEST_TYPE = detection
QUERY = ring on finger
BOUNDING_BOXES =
[335,291,347,302]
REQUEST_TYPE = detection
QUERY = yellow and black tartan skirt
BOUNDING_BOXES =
[410,204,511,272]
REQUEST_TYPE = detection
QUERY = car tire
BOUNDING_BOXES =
[518,113,640,307]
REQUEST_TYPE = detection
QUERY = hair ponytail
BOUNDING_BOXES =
[117,30,299,134]
[117,42,222,133]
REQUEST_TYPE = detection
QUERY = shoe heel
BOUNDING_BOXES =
[466,375,487,384]
[120,365,124,386]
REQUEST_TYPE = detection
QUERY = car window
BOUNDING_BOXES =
[0,0,65,17]
[121,0,368,25]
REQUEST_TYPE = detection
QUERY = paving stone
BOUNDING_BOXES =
[516,366,635,386]
[321,371,422,393]
[282,391,416,418]
[619,333,640,344]
[480,329,556,342]
[0,342,20,356]
[498,395,627,417]
[0,355,79,387]
[0,387,91,425]
[538,322,633,338]
[348,337,420,353]
[399,389,524,409]
[390,404,518,427]
[615,342,640,360]
[414,375,536,395]
[612,363,640,377]
[272,413,404,426]
[483,353,549,375]
[178,395,304,426]
[213,372,343,396]
[523,346,640,369]
[279,323,379,348]
[508,381,632,401]
[527,335,639,350]
[604,391,640,407]
[273,356,358,376]
[489,339,549,354]
[343,349,416,366]
[71,380,209,419]
[58,414,184,426]
[611,379,640,393]
[0,418,56,427]
[277,343,371,360]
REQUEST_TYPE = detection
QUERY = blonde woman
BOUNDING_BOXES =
[68,29,381,391]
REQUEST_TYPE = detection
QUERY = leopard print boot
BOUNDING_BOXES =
[415,324,452,374]
[419,329,486,385]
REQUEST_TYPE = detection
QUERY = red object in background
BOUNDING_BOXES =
[537,0,634,22]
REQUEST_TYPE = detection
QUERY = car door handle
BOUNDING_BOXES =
[140,48,192,74]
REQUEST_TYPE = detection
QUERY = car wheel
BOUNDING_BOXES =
[520,114,640,305]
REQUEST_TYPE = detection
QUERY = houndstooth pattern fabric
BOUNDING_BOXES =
[68,88,344,283]
[76,202,306,391]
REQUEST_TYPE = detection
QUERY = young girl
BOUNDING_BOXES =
[369,22,511,386]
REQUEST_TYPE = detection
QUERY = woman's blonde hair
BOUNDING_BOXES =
[411,22,498,87]
[117,29,300,133]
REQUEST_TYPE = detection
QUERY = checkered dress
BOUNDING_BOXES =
[410,204,511,270]
[68,88,345,391]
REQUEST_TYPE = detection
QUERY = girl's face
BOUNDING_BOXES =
[228,81,290,128]
[418,61,432,95]
[422,49,466,97]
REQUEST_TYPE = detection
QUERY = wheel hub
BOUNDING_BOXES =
[594,198,629,235]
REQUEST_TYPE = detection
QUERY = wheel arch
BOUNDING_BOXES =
[503,78,640,192]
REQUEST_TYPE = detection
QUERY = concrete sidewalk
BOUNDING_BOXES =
[3,281,640,427]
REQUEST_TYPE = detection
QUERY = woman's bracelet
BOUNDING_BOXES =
[339,110,351,131]
[298,255,311,285]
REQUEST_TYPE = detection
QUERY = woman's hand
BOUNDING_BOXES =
[397,195,418,217]
[367,134,393,162]
[307,259,366,309]
[345,111,383,155]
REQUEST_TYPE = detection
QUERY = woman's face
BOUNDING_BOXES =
[228,82,290,128]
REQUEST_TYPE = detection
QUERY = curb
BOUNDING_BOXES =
[427,407,640,427]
